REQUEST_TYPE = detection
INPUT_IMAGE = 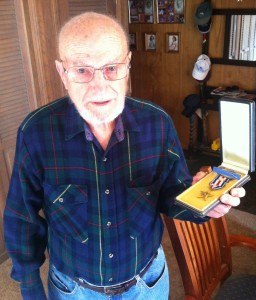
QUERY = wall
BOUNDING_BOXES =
[129,0,256,149]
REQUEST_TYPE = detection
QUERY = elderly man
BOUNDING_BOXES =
[4,12,244,300]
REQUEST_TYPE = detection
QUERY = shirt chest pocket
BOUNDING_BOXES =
[126,177,161,236]
[43,184,88,243]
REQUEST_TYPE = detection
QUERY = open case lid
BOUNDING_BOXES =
[219,97,255,173]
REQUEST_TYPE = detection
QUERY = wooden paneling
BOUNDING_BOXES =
[17,0,69,107]
[69,0,106,17]
[129,0,203,148]
[129,0,256,148]
[0,1,30,143]
[0,0,26,176]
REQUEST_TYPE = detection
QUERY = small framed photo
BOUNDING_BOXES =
[166,32,180,53]
[129,32,137,50]
[144,33,156,51]
[157,0,185,24]
[128,0,154,24]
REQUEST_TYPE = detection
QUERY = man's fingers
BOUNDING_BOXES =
[192,171,207,185]
[220,194,240,207]
[230,187,246,198]
[207,187,246,218]
[207,203,231,218]
[192,166,212,185]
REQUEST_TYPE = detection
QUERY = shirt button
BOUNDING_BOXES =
[109,253,114,258]
[103,157,107,162]
[146,191,151,196]
[107,221,112,227]
[105,189,110,195]
[59,198,64,202]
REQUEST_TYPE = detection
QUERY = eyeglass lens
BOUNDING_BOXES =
[67,63,130,83]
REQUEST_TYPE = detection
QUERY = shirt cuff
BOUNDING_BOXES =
[19,270,47,300]
[20,281,47,300]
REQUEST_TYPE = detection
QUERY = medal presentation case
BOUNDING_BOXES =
[176,97,255,217]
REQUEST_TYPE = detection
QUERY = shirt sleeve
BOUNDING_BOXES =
[3,128,47,299]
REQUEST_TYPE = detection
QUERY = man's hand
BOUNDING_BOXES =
[207,188,245,218]
[192,168,246,218]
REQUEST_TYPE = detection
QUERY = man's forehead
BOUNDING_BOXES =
[64,53,125,66]
[60,33,126,61]
[61,37,127,63]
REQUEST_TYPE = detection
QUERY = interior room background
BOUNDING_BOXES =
[0,0,255,263]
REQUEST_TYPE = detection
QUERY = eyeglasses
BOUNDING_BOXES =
[63,60,131,83]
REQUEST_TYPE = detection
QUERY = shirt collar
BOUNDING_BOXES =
[65,100,85,141]
[83,116,124,142]
[121,100,140,133]
[65,97,140,141]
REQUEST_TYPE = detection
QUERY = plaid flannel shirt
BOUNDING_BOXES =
[4,96,207,299]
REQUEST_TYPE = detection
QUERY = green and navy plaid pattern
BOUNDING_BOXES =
[4,96,207,299]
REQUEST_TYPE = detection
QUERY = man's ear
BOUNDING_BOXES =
[127,51,132,62]
[55,60,68,90]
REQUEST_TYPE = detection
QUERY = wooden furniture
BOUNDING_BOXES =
[163,215,256,299]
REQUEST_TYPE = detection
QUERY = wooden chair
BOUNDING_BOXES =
[163,215,256,300]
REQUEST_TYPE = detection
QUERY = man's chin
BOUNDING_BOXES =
[79,110,122,125]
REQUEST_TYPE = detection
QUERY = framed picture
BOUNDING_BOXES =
[129,32,137,50]
[144,33,156,51]
[157,0,185,24]
[166,32,180,53]
[128,0,154,24]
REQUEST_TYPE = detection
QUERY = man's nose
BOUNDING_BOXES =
[91,68,106,82]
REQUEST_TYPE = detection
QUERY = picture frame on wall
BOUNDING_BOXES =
[128,0,154,24]
[129,32,137,50]
[157,0,185,24]
[144,33,156,51]
[166,32,180,53]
